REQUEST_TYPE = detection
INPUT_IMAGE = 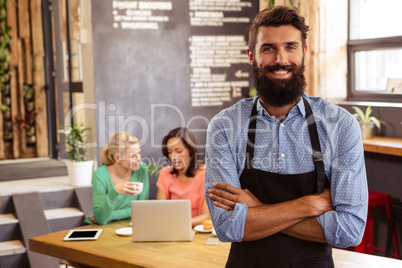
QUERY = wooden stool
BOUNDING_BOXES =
[385,203,402,259]
[354,190,400,257]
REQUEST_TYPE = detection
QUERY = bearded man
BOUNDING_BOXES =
[205,6,368,267]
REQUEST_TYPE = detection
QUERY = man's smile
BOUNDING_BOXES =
[271,69,291,79]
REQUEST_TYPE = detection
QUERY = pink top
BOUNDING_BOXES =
[156,166,205,218]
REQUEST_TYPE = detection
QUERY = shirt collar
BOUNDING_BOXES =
[296,93,308,118]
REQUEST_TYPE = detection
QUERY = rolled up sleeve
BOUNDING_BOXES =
[318,114,368,248]
[205,115,248,242]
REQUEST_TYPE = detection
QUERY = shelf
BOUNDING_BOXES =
[363,137,402,157]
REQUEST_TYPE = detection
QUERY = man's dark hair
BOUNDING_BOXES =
[248,6,309,55]
[161,127,199,177]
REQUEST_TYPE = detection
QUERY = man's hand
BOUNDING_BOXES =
[208,183,334,241]
[207,182,263,211]
[302,188,333,216]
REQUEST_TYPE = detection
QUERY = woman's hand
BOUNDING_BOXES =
[89,214,97,224]
[207,182,263,211]
[115,181,143,195]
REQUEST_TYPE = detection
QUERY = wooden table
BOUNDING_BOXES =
[363,136,402,156]
[30,220,402,268]
[30,220,229,268]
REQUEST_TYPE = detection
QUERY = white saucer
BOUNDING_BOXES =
[212,229,217,236]
[194,224,213,233]
[115,227,132,236]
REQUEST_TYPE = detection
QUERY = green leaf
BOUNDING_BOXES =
[364,106,372,122]
[147,164,162,177]
[1,103,9,111]
[60,123,90,161]
[352,106,366,123]
[371,117,381,130]
[352,106,381,130]
[249,88,257,97]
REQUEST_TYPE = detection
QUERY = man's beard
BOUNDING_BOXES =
[253,60,306,107]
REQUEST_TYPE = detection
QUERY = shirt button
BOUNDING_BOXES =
[280,123,284,128]
[281,153,285,158]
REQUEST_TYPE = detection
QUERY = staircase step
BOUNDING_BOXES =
[44,207,84,220]
[0,240,26,257]
[0,214,19,225]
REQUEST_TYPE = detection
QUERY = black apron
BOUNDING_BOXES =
[226,97,333,268]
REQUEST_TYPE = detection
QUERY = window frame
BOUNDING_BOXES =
[347,1,402,102]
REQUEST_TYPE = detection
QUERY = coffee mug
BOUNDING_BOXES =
[132,182,143,195]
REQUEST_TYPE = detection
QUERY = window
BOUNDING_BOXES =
[348,0,402,102]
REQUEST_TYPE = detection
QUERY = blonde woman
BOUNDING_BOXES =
[85,132,149,225]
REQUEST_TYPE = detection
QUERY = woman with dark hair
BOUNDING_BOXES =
[156,127,210,227]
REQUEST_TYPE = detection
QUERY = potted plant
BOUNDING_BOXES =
[17,111,38,145]
[60,123,94,187]
[147,163,161,178]
[1,103,10,120]
[23,84,34,101]
[23,84,35,112]
[352,106,381,139]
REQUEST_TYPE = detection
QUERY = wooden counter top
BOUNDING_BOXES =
[29,220,402,268]
[363,137,402,157]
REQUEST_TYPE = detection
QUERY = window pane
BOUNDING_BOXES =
[354,48,402,92]
[350,0,402,40]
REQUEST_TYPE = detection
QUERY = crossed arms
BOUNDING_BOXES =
[207,183,333,242]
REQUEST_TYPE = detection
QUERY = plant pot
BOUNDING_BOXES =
[26,135,36,145]
[4,121,12,131]
[2,84,10,95]
[25,101,35,112]
[3,96,11,106]
[66,160,94,187]
[27,126,35,136]
[3,110,11,121]
[359,123,375,139]
[4,130,13,141]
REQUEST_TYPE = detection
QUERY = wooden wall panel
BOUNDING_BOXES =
[0,88,3,159]
[30,0,48,157]
[17,41,26,154]
[299,0,320,97]
[10,67,20,158]
[2,0,49,159]
[6,0,18,67]
[24,41,33,85]
[17,0,30,39]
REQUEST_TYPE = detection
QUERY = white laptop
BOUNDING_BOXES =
[131,200,196,242]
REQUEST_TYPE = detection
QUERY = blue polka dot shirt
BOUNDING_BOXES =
[205,94,368,248]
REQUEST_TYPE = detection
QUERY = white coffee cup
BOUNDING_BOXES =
[132,182,143,195]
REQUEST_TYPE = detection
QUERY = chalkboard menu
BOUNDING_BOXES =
[92,0,258,172]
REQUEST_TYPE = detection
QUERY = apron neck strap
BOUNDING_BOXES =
[245,97,259,168]
[302,97,325,194]
[245,96,326,194]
